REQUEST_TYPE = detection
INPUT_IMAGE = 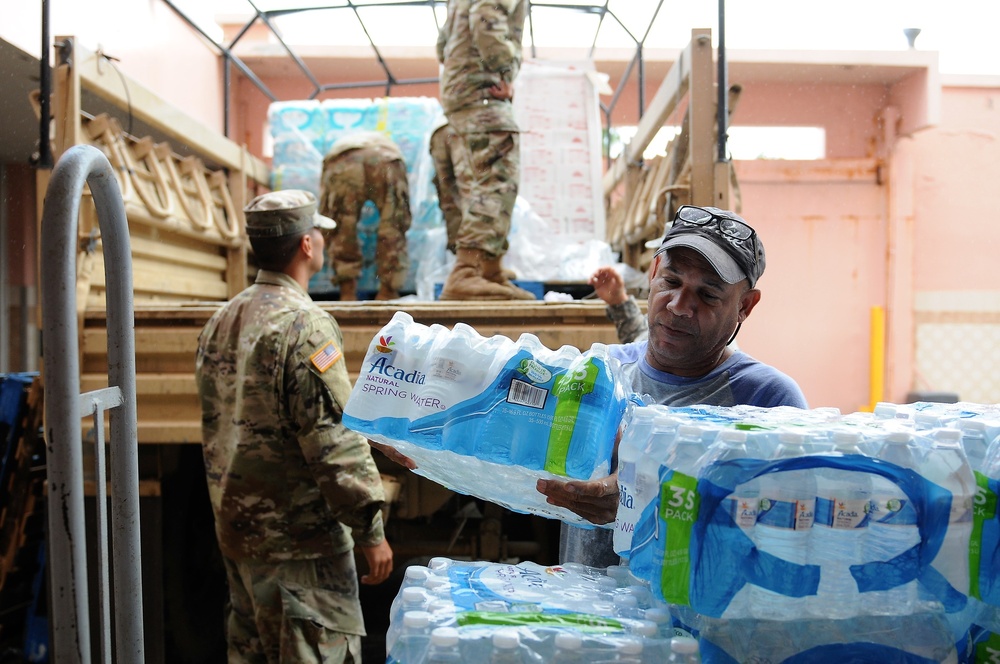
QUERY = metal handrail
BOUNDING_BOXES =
[40,144,144,664]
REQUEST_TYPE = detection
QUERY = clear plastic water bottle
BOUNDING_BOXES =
[925,428,975,600]
[426,627,463,663]
[386,586,430,655]
[667,636,701,663]
[865,431,921,615]
[624,417,680,579]
[751,431,816,620]
[615,407,659,557]
[958,419,990,473]
[643,606,672,636]
[809,429,871,619]
[647,425,707,600]
[698,429,759,618]
[551,631,585,664]
[608,638,643,664]
[664,425,708,476]
[613,592,643,620]
[489,629,527,664]
[425,324,491,454]
[391,610,431,664]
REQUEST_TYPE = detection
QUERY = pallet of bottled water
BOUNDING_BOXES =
[384,557,702,663]
[614,400,1000,662]
[343,311,628,525]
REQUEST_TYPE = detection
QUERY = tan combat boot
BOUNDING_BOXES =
[338,279,357,301]
[481,255,519,284]
[440,248,536,301]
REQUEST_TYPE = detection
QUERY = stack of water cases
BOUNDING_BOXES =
[267,97,445,293]
[614,401,1000,663]
[384,557,700,663]
[343,311,628,525]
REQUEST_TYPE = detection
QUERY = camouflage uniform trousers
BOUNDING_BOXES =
[428,123,463,253]
[222,551,364,664]
[450,128,519,258]
[321,147,411,290]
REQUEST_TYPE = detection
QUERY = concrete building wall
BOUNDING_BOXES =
[4,1,225,136]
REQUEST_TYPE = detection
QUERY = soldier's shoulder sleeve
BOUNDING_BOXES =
[469,0,519,74]
[288,310,353,413]
[607,296,647,344]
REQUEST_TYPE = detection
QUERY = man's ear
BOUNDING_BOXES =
[738,288,762,322]
[300,231,315,260]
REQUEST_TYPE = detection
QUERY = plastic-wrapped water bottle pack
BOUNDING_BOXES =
[343,311,628,525]
[384,557,699,663]
[612,400,1000,663]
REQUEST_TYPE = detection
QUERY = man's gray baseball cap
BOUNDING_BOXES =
[244,190,336,238]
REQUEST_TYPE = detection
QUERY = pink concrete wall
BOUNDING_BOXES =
[3,1,224,135]
[734,161,887,411]
[911,85,1000,291]
[731,82,890,158]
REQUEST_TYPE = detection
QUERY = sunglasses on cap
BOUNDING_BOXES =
[656,205,757,265]
[671,205,757,257]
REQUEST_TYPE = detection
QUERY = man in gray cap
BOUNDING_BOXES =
[536,205,808,568]
[195,189,393,663]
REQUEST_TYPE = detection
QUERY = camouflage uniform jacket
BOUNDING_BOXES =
[606,297,648,344]
[195,270,385,562]
[437,0,526,133]
[324,131,404,164]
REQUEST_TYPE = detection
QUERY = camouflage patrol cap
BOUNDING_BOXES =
[244,190,336,238]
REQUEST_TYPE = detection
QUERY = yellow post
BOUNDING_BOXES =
[862,306,886,412]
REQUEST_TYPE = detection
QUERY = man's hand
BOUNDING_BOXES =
[359,539,393,585]
[589,266,628,306]
[488,79,514,101]
[369,440,417,470]
[536,472,619,525]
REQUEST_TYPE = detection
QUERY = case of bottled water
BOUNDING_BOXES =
[343,311,628,525]
[384,558,683,663]
[611,401,1000,663]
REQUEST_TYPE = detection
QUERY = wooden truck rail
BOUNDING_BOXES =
[80,301,625,447]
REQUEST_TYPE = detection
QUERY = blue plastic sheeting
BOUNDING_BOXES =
[268,98,444,294]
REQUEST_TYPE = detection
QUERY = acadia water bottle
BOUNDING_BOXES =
[810,429,871,618]
[698,429,758,618]
[615,407,658,556]
[752,431,816,620]
[865,431,921,615]
[925,428,975,600]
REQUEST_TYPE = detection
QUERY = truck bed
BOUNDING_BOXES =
[80,300,627,445]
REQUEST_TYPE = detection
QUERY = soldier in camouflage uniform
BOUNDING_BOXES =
[435,0,535,300]
[428,120,462,253]
[430,118,520,284]
[320,132,411,301]
[590,266,648,343]
[195,190,393,664]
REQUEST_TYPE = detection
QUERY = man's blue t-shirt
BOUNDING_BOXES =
[610,341,808,410]
[560,341,808,568]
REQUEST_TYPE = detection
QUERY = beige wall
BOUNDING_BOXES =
[5,1,224,136]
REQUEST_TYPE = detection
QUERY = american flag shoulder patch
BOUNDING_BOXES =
[309,340,342,373]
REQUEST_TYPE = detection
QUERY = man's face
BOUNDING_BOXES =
[646,246,760,377]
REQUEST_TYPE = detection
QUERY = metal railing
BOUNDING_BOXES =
[40,144,144,664]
